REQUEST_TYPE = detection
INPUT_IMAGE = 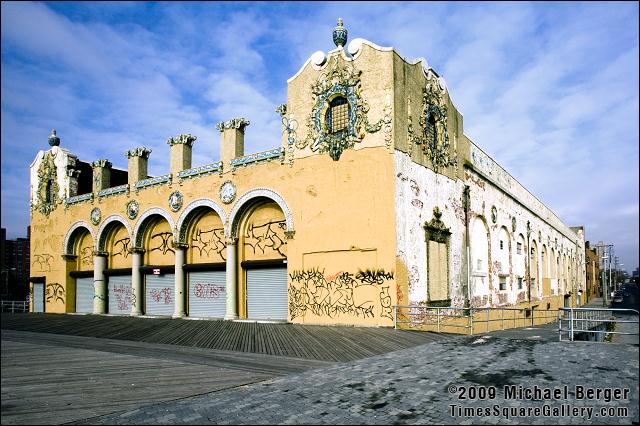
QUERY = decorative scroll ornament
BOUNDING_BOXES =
[168,191,183,212]
[407,77,456,172]
[220,181,236,204]
[90,207,102,225]
[278,104,298,167]
[512,216,517,233]
[423,207,451,244]
[126,200,139,220]
[35,150,60,216]
[299,55,385,161]
[491,206,498,224]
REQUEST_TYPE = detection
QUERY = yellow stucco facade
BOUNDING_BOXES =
[29,22,586,331]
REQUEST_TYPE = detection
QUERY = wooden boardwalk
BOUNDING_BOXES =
[1,313,447,362]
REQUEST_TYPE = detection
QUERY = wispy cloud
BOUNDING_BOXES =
[1,1,638,271]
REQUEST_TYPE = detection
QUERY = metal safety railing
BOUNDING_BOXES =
[0,300,29,313]
[558,307,639,342]
[393,305,560,335]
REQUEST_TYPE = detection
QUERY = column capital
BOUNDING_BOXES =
[92,250,109,257]
[61,254,77,262]
[129,246,145,254]
[171,241,189,250]
[225,236,239,246]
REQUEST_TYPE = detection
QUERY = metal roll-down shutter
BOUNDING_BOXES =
[145,273,175,316]
[33,283,44,313]
[75,277,94,313]
[108,275,133,315]
[188,271,226,318]
[246,267,288,320]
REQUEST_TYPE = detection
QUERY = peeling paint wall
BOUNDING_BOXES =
[394,151,465,307]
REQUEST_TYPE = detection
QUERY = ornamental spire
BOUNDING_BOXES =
[48,129,60,147]
[332,18,348,48]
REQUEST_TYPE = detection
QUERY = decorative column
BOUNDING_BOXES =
[131,249,143,316]
[224,237,238,320]
[173,244,187,318]
[93,252,108,314]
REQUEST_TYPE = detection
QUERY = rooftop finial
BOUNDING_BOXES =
[333,18,348,48]
[48,129,60,147]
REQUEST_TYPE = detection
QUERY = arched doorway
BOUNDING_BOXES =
[237,200,288,320]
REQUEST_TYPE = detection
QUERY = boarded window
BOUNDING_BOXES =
[517,242,522,254]
[427,240,448,301]
[424,207,451,303]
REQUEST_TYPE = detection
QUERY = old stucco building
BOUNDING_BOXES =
[28,20,586,329]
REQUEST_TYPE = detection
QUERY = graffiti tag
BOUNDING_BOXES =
[150,287,172,304]
[193,283,225,299]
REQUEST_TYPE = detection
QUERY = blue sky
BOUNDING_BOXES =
[1,1,638,272]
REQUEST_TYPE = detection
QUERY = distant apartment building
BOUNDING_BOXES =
[1,227,30,300]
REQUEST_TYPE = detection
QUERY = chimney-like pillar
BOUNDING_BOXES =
[216,118,249,165]
[167,134,197,176]
[91,159,112,192]
[125,147,152,186]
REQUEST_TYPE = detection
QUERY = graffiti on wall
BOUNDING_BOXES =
[193,283,225,299]
[191,227,226,260]
[288,268,394,320]
[45,283,65,304]
[113,238,131,259]
[150,287,172,305]
[244,220,287,257]
[112,283,135,310]
[80,246,93,266]
[32,253,54,272]
[150,232,175,255]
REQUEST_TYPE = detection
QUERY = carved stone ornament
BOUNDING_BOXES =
[90,207,102,225]
[275,104,287,117]
[125,147,152,159]
[298,55,385,161]
[423,206,451,244]
[35,150,60,216]
[491,206,498,224]
[167,134,197,146]
[407,77,456,172]
[168,191,184,212]
[215,118,250,132]
[512,216,517,233]
[220,181,237,204]
[126,199,139,220]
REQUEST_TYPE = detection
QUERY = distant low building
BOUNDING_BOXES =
[584,241,601,302]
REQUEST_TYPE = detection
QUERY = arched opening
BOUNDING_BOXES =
[140,215,175,316]
[71,229,94,314]
[496,227,511,295]
[470,217,490,302]
[184,207,226,318]
[541,244,550,297]
[530,240,539,298]
[237,199,288,320]
[515,234,526,293]
[103,222,133,315]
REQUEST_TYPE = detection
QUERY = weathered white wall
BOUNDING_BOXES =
[395,144,586,309]
[394,151,465,307]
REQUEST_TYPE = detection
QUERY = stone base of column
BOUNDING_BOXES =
[224,313,238,320]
